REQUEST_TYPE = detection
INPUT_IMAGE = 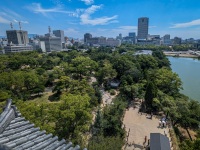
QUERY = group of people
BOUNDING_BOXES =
[158,117,167,128]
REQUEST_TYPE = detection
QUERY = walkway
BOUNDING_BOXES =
[123,106,171,150]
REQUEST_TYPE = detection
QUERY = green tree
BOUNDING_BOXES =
[155,68,182,96]
[145,81,157,111]
[137,55,158,71]
[71,56,98,80]
[96,60,117,85]
[112,55,134,78]
[180,139,200,150]
[0,90,11,102]
[89,136,124,150]
[54,94,92,141]
[53,76,71,95]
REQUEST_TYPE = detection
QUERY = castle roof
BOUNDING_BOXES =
[0,99,85,150]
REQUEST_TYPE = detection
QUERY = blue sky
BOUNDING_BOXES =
[1,0,200,39]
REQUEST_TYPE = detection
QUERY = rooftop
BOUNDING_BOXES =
[0,99,85,150]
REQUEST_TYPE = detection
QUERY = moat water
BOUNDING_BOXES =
[168,56,200,102]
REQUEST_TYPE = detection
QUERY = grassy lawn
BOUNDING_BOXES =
[29,92,60,104]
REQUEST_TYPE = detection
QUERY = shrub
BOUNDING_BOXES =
[110,89,116,95]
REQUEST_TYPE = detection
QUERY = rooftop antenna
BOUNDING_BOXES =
[48,26,51,34]
[10,22,13,29]
[19,21,22,30]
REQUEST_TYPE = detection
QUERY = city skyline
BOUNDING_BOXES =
[1,0,200,39]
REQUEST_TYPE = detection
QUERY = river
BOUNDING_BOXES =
[168,57,200,102]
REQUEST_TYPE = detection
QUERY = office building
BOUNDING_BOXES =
[106,38,121,47]
[163,34,171,45]
[121,32,136,44]
[137,17,149,40]
[39,26,62,52]
[6,30,29,45]
[4,44,33,53]
[185,38,195,44]
[40,36,62,52]
[84,33,92,43]
[129,32,135,37]
[149,35,160,40]
[129,32,136,44]
[98,37,107,46]
[84,33,121,47]
[116,33,122,40]
[53,30,64,43]
[39,41,46,52]
[173,37,181,45]
[0,38,8,46]
[86,37,99,45]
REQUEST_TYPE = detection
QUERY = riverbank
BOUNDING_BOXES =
[165,53,198,58]
[164,52,199,58]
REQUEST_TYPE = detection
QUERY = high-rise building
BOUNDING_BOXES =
[84,33,92,43]
[129,32,135,37]
[116,33,122,40]
[173,37,181,45]
[53,30,64,43]
[137,17,149,40]
[40,27,62,52]
[6,30,29,45]
[39,36,62,52]
[129,32,136,44]
[163,34,171,45]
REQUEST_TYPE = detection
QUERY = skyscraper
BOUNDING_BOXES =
[53,30,64,43]
[84,33,92,43]
[137,17,149,40]
[6,30,29,45]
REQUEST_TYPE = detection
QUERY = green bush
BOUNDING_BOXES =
[110,89,116,95]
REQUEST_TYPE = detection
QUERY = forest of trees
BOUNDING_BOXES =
[0,45,199,149]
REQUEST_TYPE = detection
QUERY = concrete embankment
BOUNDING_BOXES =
[164,51,199,58]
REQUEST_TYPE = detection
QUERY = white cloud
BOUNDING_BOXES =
[26,3,76,17]
[50,0,64,6]
[118,25,156,30]
[64,28,82,38]
[0,8,24,24]
[21,21,29,24]
[170,19,200,28]
[0,16,10,24]
[65,28,79,33]
[81,0,94,5]
[149,26,157,28]
[13,19,29,24]
[0,12,14,20]
[119,26,137,30]
[67,22,78,25]
[80,5,118,25]
[2,8,22,18]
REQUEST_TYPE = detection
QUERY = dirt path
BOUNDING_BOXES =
[123,107,171,150]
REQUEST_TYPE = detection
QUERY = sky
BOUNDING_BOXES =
[1,0,200,39]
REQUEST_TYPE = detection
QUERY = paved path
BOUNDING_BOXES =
[123,107,171,150]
